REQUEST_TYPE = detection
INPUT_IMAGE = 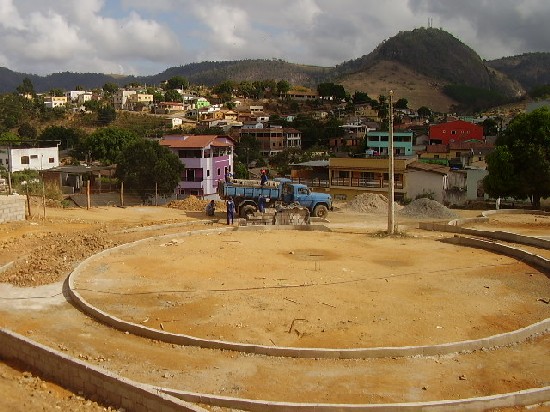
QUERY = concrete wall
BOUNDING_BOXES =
[0,328,205,412]
[0,195,25,224]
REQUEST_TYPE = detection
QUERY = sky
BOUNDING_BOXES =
[0,0,548,76]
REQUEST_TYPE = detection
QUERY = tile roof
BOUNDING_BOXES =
[159,135,234,149]
[407,161,450,175]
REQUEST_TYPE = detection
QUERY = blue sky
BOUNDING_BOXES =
[0,0,548,76]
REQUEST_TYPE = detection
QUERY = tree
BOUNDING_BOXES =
[49,88,65,97]
[276,80,291,96]
[17,122,37,140]
[164,76,189,91]
[483,107,550,208]
[115,139,184,200]
[102,82,119,95]
[417,106,432,118]
[97,105,117,125]
[395,98,409,109]
[235,135,261,166]
[39,126,86,150]
[164,89,182,102]
[16,77,35,96]
[352,91,373,105]
[77,127,140,164]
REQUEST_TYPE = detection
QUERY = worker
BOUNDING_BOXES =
[258,194,266,213]
[226,196,235,225]
[260,170,268,186]
[225,170,233,183]
[205,200,215,216]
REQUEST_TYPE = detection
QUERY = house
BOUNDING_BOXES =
[366,131,414,156]
[159,135,235,198]
[429,120,484,145]
[126,93,154,111]
[167,117,184,129]
[44,96,68,109]
[284,89,318,101]
[329,123,374,153]
[66,91,87,102]
[289,160,330,188]
[41,165,116,195]
[0,146,59,172]
[329,156,416,201]
[405,161,450,203]
[113,90,136,110]
[239,127,302,156]
[419,141,494,169]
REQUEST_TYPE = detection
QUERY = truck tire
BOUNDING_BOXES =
[312,204,329,218]
[240,205,256,218]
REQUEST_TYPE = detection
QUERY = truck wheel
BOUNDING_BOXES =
[240,205,256,218]
[312,204,329,218]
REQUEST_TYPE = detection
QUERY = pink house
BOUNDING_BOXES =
[160,135,235,198]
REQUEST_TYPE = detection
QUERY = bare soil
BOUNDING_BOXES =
[0,204,548,411]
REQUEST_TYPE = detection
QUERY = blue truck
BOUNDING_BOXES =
[218,178,332,218]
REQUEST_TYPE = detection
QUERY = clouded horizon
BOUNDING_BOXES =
[0,0,548,77]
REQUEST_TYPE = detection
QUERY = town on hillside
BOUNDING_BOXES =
[1,76,549,212]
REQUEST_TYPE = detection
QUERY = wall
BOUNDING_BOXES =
[0,328,204,412]
[0,195,26,224]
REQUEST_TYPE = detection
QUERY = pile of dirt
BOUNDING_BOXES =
[399,198,459,220]
[345,193,392,214]
[166,196,225,212]
[0,230,114,287]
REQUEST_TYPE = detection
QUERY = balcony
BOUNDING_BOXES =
[331,177,403,189]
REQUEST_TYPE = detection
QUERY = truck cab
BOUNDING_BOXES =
[281,182,332,218]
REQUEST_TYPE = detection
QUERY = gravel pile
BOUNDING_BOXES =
[345,193,393,214]
[399,198,459,219]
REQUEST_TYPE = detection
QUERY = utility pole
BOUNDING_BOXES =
[387,90,395,235]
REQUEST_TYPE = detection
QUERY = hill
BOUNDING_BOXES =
[332,28,524,112]
[486,52,550,92]
[0,28,543,113]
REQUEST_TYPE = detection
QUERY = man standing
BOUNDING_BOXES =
[226,196,235,225]
[258,193,266,213]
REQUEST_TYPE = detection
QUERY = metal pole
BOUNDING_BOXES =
[387,91,395,235]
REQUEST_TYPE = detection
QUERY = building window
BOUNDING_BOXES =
[451,130,457,135]
[49,157,55,163]
[30,154,38,159]
[21,156,30,164]
[207,170,210,177]
[217,168,221,176]
[434,155,440,159]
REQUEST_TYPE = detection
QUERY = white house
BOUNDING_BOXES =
[406,161,449,203]
[44,96,68,109]
[0,146,59,172]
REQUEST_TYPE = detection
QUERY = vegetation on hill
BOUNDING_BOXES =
[487,52,550,91]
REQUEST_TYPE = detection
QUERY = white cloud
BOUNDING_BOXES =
[0,0,548,76]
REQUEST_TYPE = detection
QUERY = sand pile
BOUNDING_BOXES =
[345,193,393,214]
[399,198,459,220]
[166,196,225,212]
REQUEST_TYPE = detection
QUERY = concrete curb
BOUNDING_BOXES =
[68,227,549,359]
[162,386,550,411]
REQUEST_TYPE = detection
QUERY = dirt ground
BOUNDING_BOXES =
[0,202,548,411]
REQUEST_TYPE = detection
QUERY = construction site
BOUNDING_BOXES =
[0,195,548,411]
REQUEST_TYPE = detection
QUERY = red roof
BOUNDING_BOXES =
[160,135,234,149]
